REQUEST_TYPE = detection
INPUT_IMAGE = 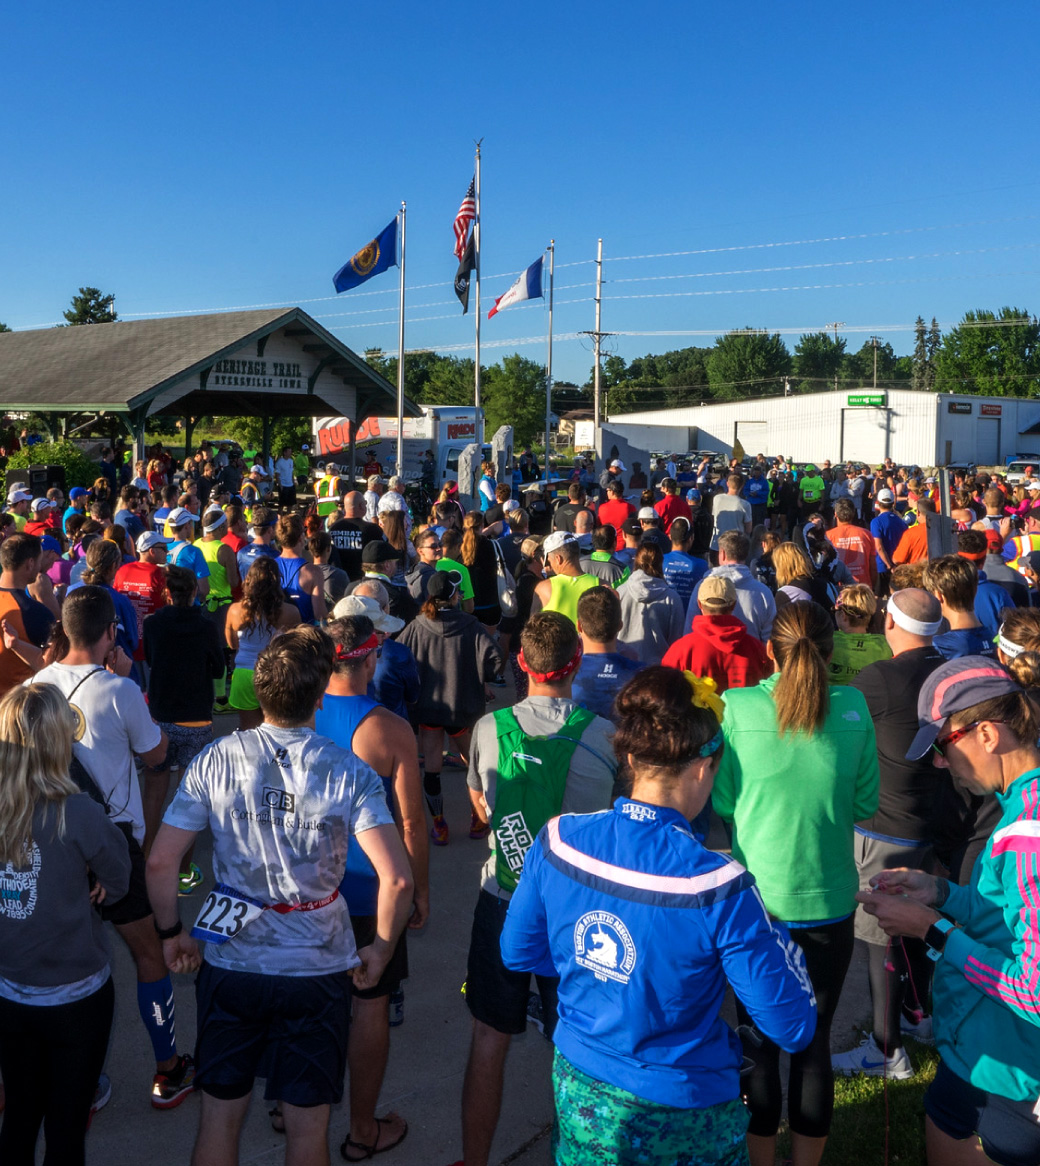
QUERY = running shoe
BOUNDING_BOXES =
[469,811,490,841]
[526,991,551,1041]
[88,1073,112,1128]
[151,1053,197,1109]
[178,862,203,896]
[831,1034,913,1080]
[430,816,449,846]
[442,749,465,770]
[900,1010,934,1044]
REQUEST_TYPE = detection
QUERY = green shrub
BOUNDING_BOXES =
[5,441,101,490]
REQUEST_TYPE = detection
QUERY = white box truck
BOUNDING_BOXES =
[314,405,489,488]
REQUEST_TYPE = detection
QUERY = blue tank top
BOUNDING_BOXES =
[314,694,390,914]
[277,556,314,624]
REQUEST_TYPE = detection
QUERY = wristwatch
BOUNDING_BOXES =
[155,919,183,941]
[925,917,955,961]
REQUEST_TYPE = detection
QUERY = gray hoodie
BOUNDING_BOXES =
[617,569,685,665]
[686,563,776,642]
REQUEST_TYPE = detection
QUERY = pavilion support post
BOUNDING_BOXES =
[348,418,357,488]
[261,416,272,466]
[184,415,196,457]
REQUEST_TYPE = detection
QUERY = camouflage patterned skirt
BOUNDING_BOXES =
[552,1051,750,1166]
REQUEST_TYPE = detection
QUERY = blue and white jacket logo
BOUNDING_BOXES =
[620,803,657,822]
[574,910,637,984]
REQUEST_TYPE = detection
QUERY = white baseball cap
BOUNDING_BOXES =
[503,499,520,513]
[30,497,53,512]
[331,593,405,634]
[136,530,168,553]
[166,507,195,529]
[877,489,895,503]
[542,531,578,555]
[7,489,31,504]
[250,464,268,476]
[610,459,626,471]
[637,506,657,520]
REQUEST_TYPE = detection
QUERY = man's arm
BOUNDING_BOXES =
[145,823,202,974]
[531,577,551,615]
[352,824,414,990]
[303,564,327,622]
[873,534,893,572]
[218,542,240,592]
[365,712,430,929]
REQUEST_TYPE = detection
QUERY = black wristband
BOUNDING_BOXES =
[155,919,183,941]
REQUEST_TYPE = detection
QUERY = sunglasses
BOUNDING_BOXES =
[931,719,1004,758]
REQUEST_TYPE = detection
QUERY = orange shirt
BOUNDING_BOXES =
[892,523,930,564]
[827,522,876,585]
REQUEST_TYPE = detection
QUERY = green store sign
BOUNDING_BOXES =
[847,393,887,407]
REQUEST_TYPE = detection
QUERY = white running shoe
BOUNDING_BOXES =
[831,1033,913,1080]
[900,1011,934,1044]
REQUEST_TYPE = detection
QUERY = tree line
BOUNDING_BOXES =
[599,307,1040,414]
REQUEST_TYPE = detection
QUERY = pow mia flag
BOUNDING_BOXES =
[454,233,476,314]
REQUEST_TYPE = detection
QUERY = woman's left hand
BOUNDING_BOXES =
[856,888,940,940]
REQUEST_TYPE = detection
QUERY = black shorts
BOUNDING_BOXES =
[194,962,352,1106]
[99,824,151,926]
[925,1059,1040,1166]
[278,485,297,510]
[349,915,408,1000]
[465,889,558,1036]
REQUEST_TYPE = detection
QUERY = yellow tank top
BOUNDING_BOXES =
[198,537,231,606]
[544,573,600,625]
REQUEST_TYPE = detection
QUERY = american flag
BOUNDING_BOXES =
[453,178,475,260]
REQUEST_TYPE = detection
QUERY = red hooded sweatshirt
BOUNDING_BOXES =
[661,614,770,693]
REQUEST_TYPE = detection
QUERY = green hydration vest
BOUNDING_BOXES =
[490,705,595,893]
[544,573,600,625]
[198,537,231,610]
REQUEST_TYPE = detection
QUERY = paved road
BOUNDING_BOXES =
[79,696,869,1166]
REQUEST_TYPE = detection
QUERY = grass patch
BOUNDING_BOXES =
[777,1040,939,1164]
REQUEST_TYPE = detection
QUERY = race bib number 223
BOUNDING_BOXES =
[191,884,265,945]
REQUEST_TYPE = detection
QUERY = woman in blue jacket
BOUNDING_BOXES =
[861,654,1040,1166]
[501,667,817,1166]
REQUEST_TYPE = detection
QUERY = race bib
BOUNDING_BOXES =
[191,883,265,945]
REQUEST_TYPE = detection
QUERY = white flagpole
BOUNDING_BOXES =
[544,240,554,484]
[474,141,482,409]
[396,201,406,475]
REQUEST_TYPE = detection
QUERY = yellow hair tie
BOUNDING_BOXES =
[682,671,726,722]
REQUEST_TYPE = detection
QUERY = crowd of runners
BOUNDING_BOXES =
[1,437,1039,1166]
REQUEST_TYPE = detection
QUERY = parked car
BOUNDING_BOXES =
[1005,459,1039,486]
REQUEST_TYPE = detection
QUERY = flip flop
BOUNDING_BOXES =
[340,1113,409,1161]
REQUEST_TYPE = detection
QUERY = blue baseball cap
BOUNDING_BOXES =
[40,536,62,553]
[69,487,88,499]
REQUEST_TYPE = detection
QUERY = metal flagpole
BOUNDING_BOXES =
[544,240,554,484]
[396,201,406,474]
[474,141,482,409]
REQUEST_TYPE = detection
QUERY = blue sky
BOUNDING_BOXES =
[3,1,1039,387]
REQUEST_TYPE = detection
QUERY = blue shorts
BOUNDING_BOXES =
[925,1059,1040,1166]
[194,963,351,1106]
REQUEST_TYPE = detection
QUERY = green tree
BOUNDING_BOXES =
[793,331,846,391]
[911,316,931,391]
[4,440,100,489]
[843,338,906,387]
[933,307,1040,397]
[483,354,547,445]
[706,329,791,400]
[62,287,117,326]
[0,322,10,333]
[212,415,312,453]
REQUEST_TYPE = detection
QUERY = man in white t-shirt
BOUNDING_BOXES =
[274,446,297,512]
[32,586,198,1108]
[710,473,753,553]
[147,626,413,1166]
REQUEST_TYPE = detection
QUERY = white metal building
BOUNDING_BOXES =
[606,388,1040,467]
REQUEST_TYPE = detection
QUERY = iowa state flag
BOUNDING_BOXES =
[333,218,398,293]
[487,256,543,319]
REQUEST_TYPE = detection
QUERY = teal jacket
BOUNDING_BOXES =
[937,766,1040,1102]
[712,673,879,923]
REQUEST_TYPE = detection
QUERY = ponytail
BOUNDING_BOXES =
[770,601,833,735]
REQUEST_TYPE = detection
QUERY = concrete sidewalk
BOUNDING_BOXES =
[82,710,871,1166]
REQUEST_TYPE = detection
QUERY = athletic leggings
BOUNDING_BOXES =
[0,977,115,1166]
[736,915,854,1139]
[867,936,933,1053]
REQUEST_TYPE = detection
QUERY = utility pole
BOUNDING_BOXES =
[870,335,881,390]
[825,321,845,392]
[578,240,617,455]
